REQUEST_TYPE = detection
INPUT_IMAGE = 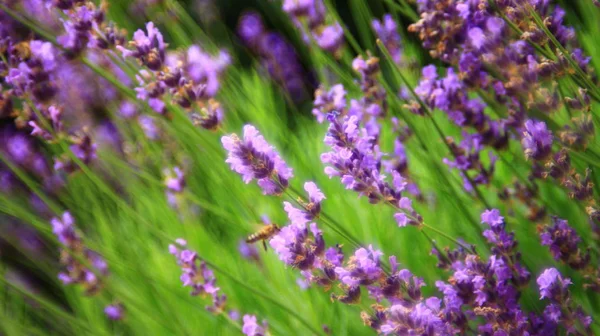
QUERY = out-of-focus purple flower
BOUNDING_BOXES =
[104,304,124,320]
[238,12,265,46]
[242,314,268,336]
[164,167,185,192]
[222,125,293,195]
[312,84,346,123]
[282,0,313,15]
[314,23,344,55]
[372,15,402,64]
[169,239,226,313]
[238,240,260,262]
[522,120,553,161]
[51,212,109,295]
[185,45,230,97]
[238,12,308,100]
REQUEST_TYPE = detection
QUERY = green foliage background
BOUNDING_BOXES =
[1,0,600,335]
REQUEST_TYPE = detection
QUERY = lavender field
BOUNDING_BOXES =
[1,0,600,335]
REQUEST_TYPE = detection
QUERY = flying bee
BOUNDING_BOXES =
[246,224,280,251]
[12,41,31,61]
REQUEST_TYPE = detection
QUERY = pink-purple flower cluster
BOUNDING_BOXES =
[169,239,226,312]
[372,15,402,65]
[169,239,269,333]
[281,0,345,56]
[51,212,122,320]
[237,12,309,100]
[222,125,293,195]
[119,22,229,129]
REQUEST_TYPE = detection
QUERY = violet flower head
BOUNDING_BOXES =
[537,268,571,301]
[314,23,344,55]
[169,239,227,313]
[51,211,79,246]
[537,268,593,332]
[242,314,268,336]
[238,240,260,262]
[51,212,109,295]
[372,14,402,64]
[164,167,185,192]
[522,119,553,161]
[284,181,325,225]
[118,22,166,70]
[282,0,313,16]
[378,299,449,335]
[222,125,293,195]
[540,217,590,269]
[335,245,383,287]
[104,304,124,320]
[238,12,265,46]
[312,84,346,123]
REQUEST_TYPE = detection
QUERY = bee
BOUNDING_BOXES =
[12,41,31,61]
[246,224,280,251]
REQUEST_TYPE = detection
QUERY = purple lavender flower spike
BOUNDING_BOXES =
[51,212,109,295]
[522,120,553,161]
[242,314,268,336]
[537,268,572,301]
[222,125,293,195]
[118,21,166,70]
[536,268,591,332]
[372,15,402,64]
[313,23,344,55]
[164,167,185,192]
[540,217,590,269]
[284,181,325,223]
[237,12,265,47]
[104,304,124,320]
[312,84,346,123]
[170,239,227,313]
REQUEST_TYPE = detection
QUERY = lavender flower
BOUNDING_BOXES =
[540,217,590,269]
[312,84,346,123]
[238,12,308,99]
[163,167,185,208]
[314,24,344,55]
[118,22,166,70]
[372,15,402,64]
[280,0,345,56]
[51,212,108,295]
[321,113,420,227]
[169,239,226,313]
[242,314,268,336]
[522,120,553,161]
[222,125,293,195]
[537,268,592,333]
[104,304,124,320]
[537,268,572,301]
[170,239,269,329]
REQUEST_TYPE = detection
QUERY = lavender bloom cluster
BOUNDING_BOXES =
[238,12,309,100]
[320,111,420,227]
[222,125,293,195]
[407,0,600,224]
[281,0,345,56]
[51,212,122,320]
[271,183,449,334]
[119,22,230,130]
[169,239,268,335]
[372,14,403,65]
